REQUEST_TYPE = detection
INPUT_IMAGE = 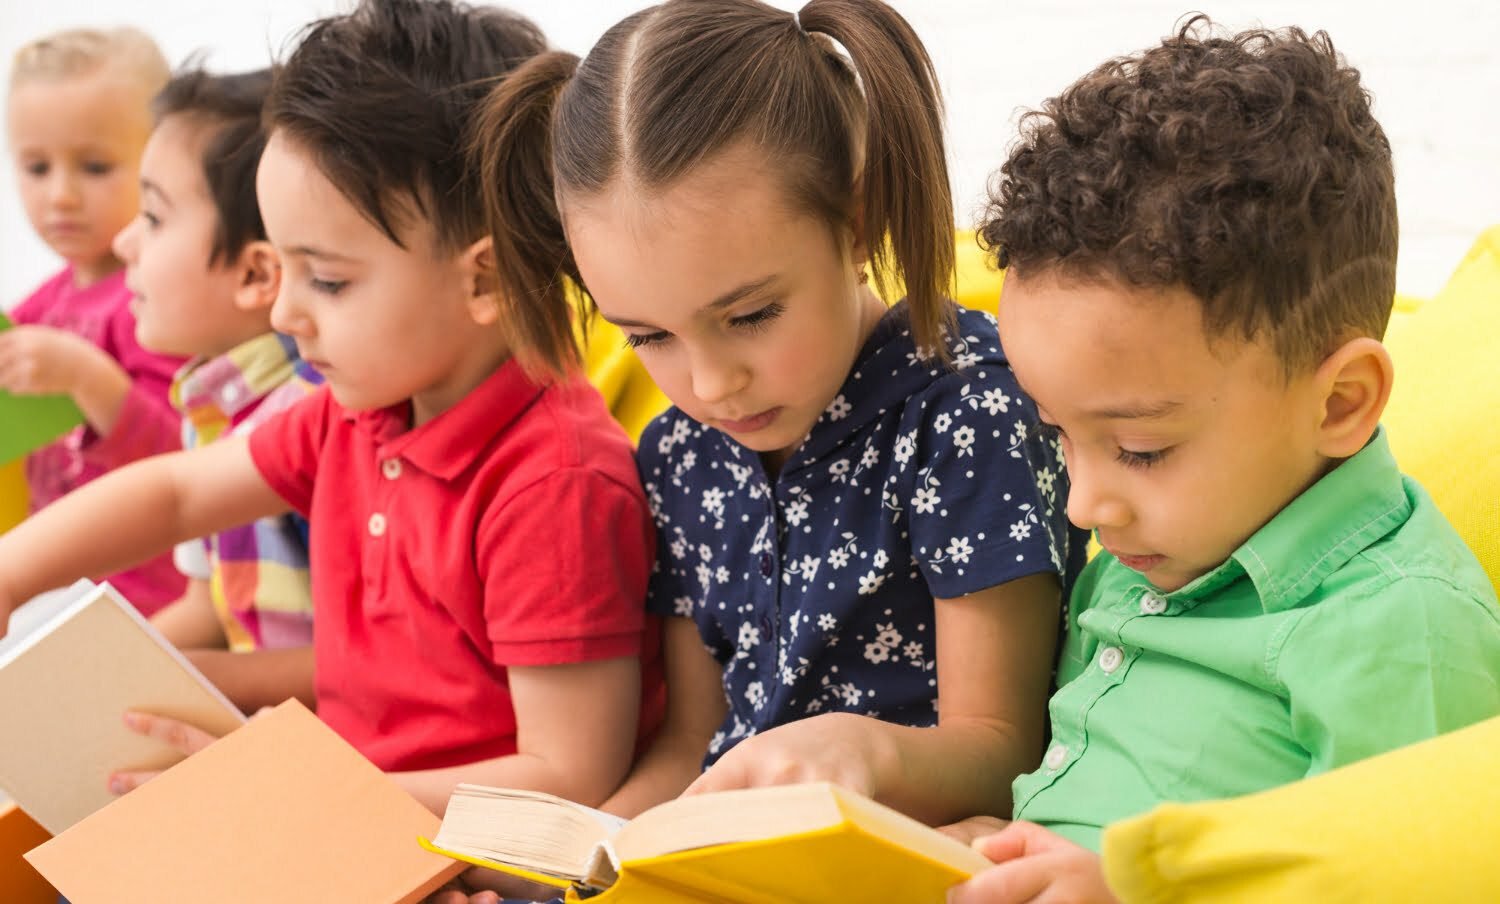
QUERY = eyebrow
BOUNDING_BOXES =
[282,245,357,263]
[1084,399,1185,420]
[602,274,778,330]
[140,179,171,208]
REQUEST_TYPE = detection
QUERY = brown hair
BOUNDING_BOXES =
[980,16,1397,371]
[473,0,956,379]
[153,67,273,267]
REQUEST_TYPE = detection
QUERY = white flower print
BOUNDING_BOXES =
[980,388,1012,416]
[933,412,953,433]
[903,641,924,662]
[858,571,887,595]
[946,536,974,564]
[716,565,731,583]
[864,641,891,664]
[670,537,688,560]
[893,433,915,466]
[828,458,851,483]
[1036,466,1056,498]
[873,549,890,569]
[746,681,766,711]
[738,623,761,649]
[800,555,821,581]
[876,624,903,648]
[827,394,852,421]
[680,450,697,470]
[673,596,694,617]
[860,445,880,470]
[1009,520,1033,542]
[784,499,810,526]
[829,548,850,569]
[702,487,726,523]
[954,351,982,369]
[912,487,940,514]
[817,613,838,631]
[657,432,676,455]
[953,425,976,457]
[695,562,712,589]
[671,419,692,443]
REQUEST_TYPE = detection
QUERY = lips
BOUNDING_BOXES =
[718,407,781,434]
[1108,549,1166,573]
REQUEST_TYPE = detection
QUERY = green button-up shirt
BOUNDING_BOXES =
[1013,429,1500,850]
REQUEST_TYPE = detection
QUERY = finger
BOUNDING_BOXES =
[939,816,1009,846]
[468,894,501,904]
[123,710,223,754]
[973,821,1053,864]
[683,757,745,796]
[947,856,1052,904]
[460,865,555,899]
[107,769,161,795]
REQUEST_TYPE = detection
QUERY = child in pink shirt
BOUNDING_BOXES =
[2,27,185,612]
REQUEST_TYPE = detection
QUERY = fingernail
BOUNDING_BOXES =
[123,712,140,729]
[108,776,126,794]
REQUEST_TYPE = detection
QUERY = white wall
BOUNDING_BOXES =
[3,0,1497,304]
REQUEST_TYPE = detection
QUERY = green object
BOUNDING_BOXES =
[0,311,84,465]
[1013,428,1500,850]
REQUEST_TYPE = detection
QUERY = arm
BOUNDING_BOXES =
[391,656,642,816]
[183,646,316,712]
[0,437,288,636]
[151,579,228,650]
[601,616,728,817]
[0,325,133,433]
[688,571,1060,825]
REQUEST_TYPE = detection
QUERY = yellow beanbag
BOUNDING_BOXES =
[1383,225,1500,594]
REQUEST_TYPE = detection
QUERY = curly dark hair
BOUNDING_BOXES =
[980,15,1397,369]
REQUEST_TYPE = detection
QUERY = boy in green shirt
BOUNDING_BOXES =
[947,18,1500,903]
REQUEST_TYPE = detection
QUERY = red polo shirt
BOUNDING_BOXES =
[248,361,662,772]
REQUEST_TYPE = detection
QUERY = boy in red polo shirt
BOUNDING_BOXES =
[0,0,662,817]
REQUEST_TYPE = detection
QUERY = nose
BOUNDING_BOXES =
[112,218,138,264]
[690,347,750,405]
[1063,452,1131,532]
[46,167,81,209]
[269,280,312,338]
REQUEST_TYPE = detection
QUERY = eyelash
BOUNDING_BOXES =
[141,211,161,229]
[1036,422,1172,470]
[22,161,113,176]
[623,302,786,349]
[310,278,348,295]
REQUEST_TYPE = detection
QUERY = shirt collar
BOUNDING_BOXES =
[172,332,311,425]
[1201,427,1409,612]
[345,357,545,482]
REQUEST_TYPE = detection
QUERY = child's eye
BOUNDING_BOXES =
[730,302,784,333]
[623,330,670,350]
[82,161,114,176]
[24,161,48,177]
[1117,446,1172,469]
[310,278,348,295]
[141,211,161,229]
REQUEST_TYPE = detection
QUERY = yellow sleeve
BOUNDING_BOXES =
[1100,715,1500,903]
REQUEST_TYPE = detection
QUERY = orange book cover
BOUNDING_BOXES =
[0,803,53,904]
[25,700,462,903]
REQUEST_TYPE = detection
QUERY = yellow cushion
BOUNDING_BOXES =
[1383,225,1500,595]
[0,459,26,534]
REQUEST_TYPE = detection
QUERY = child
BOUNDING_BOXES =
[2,27,185,614]
[111,65,322,712]
[473,0,1086,829]
[0,0,662,818]
[945,19,1500,902]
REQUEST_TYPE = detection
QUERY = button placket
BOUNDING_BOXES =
[1098,645,1124,674]
[1140,591,1168,615]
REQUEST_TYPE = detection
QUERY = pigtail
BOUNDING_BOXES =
[469,50,583,383]
[797,0,956,357]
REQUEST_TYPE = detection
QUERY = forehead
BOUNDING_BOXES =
[564,147,836,317]
[997,272,1272,416]
[7,68,149,149]
[139,115,213,191]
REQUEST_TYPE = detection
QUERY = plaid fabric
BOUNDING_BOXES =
[171,333,321,651]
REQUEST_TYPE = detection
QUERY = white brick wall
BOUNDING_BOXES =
[3,0,1496,302]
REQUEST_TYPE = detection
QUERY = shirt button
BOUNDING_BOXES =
[381,458,403,480]
[368,513,387,537]
[1044,744,1068,771]
[1140,592,1168,615]
[759,554,773,577]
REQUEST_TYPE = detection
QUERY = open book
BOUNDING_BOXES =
[0,580,245,834]
[422,781,992,902]
[0,312,84,466]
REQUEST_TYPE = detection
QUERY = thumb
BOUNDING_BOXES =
[973,821,1053,864]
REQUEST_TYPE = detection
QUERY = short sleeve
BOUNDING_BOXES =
[477,467,654,667]
[79,290,184,466]
[247,387,334,517]
[904,366,1070,600]
[1279,576,1500,775]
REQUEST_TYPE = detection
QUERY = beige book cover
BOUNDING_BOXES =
[0,579,245,834]
[26,699,463,904]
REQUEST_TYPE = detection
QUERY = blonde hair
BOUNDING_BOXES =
[10,26,169,97]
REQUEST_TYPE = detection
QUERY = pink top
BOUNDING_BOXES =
[11,266,186,613]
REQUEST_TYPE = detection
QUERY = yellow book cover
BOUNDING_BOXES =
[424,781,991,903]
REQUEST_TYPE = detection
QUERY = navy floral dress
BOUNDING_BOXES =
[639,301,1088,767]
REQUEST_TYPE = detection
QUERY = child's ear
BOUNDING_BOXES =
[459,234,500,326]
[231,240,281,312]
[1313,336,1394,459]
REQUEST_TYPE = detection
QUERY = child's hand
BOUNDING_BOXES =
[947,821,1118,904]
[424,866,556,903]
[683,712,891,799]
[940,815,1011,846]
[108,710,226,795]
[0,324,102,396]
